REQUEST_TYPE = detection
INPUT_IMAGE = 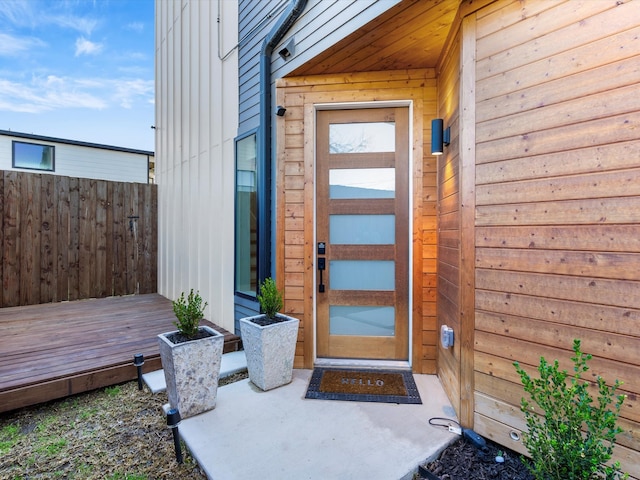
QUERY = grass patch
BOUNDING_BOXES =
[0,380,218,479]
[105,386,121,397]
[0,424,20,454]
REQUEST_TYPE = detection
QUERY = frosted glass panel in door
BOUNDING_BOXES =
[329,122,395,153]
[329,168,395,199]
[330,306,395,336]
[330,215,395,245]
[330,261,395,290]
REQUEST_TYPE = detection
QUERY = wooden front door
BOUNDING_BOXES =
[316,107,409,361]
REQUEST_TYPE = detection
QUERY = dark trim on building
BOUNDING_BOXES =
[258,0,307,283]
[0,129,154,157]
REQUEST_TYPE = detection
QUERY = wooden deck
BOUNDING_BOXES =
[0,293,240,413]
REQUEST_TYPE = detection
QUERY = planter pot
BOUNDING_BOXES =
[240,313,300,391]
[158,325,224,418]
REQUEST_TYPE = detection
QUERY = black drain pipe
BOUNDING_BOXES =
[257,0,307,283]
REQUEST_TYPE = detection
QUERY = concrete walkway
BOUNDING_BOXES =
[178,368,459,480]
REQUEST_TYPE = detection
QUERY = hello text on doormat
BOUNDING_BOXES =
[305,368,422,404]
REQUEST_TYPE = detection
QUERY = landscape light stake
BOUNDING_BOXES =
[167,408,183,464]
[133,353,145,390]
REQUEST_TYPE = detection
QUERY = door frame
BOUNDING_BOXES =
[312,100,415,369]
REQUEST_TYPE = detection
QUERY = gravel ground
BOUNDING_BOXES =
[0,373,247,480]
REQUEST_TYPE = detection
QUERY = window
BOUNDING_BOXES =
[235,132,258,297]
[13,141,55,171]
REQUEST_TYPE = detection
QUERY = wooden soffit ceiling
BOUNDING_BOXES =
[290,0,459,76]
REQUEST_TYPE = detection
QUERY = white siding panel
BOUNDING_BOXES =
[155,0,239,332]
[0,134,149,183]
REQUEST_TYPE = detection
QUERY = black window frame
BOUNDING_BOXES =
[234,129,260,300]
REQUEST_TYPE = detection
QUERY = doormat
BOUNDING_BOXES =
[305,368,422,404]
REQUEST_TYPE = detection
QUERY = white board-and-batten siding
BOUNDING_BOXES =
[154,0,239,332]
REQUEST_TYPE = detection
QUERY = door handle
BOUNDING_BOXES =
[318,257,325,293]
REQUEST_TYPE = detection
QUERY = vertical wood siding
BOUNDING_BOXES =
[155,0,238,332]
[276,69,437,371]
[0,170,156,307]
[471,0,640,475]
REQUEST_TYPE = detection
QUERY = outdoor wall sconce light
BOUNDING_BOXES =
[276,106,287,116]
[167,408,183,464]
[431,118,450,155]
[278,37,296,60]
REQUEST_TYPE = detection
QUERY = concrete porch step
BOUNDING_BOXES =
[142,350,247,394]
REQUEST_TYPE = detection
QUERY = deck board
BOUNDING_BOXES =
[0,293,240,413]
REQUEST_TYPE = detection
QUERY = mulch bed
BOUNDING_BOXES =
[420,437,534,480]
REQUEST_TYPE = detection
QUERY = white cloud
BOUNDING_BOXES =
[0,0,36,27]
[0,1,98,35]
[75,37,103,56]
[126,22,144,33]
[112,78,154,109]
[52,14,98,36]
[0,33,46,57]
[0,76,106,113]
[0,74,153,114]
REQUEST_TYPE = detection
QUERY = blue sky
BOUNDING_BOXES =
[0,0,155,151]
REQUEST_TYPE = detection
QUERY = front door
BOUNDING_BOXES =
[316,107,409,361]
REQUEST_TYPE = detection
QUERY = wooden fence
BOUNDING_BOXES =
[0,170,157,307]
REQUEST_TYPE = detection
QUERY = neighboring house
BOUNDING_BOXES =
[0,130,154,184]
[155,0,640,475]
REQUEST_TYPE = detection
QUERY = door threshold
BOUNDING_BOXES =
[314,358,411,371]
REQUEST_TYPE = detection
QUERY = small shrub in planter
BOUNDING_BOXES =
[257,277,284,320]
[240,277,299,390]
[247,277,288,327]
[513,339,628,480]
[158,289,223,418]
[169,289,209,341]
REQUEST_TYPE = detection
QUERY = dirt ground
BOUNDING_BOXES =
[0,374,246,480]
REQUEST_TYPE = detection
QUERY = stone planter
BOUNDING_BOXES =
[158,325,224,418]
[240,313,300,391]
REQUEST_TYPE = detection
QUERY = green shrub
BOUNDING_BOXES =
[172,289,207,338]
[514,339,627,480]
[257,277,283,319]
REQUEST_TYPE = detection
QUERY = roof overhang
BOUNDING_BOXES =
[289,0,460,76]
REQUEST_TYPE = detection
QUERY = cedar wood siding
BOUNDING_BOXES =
[275,70,438,372]
[156,0,640,474]
[436,26,463,419]
[464,1,640,476]
[236,0,403,319]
